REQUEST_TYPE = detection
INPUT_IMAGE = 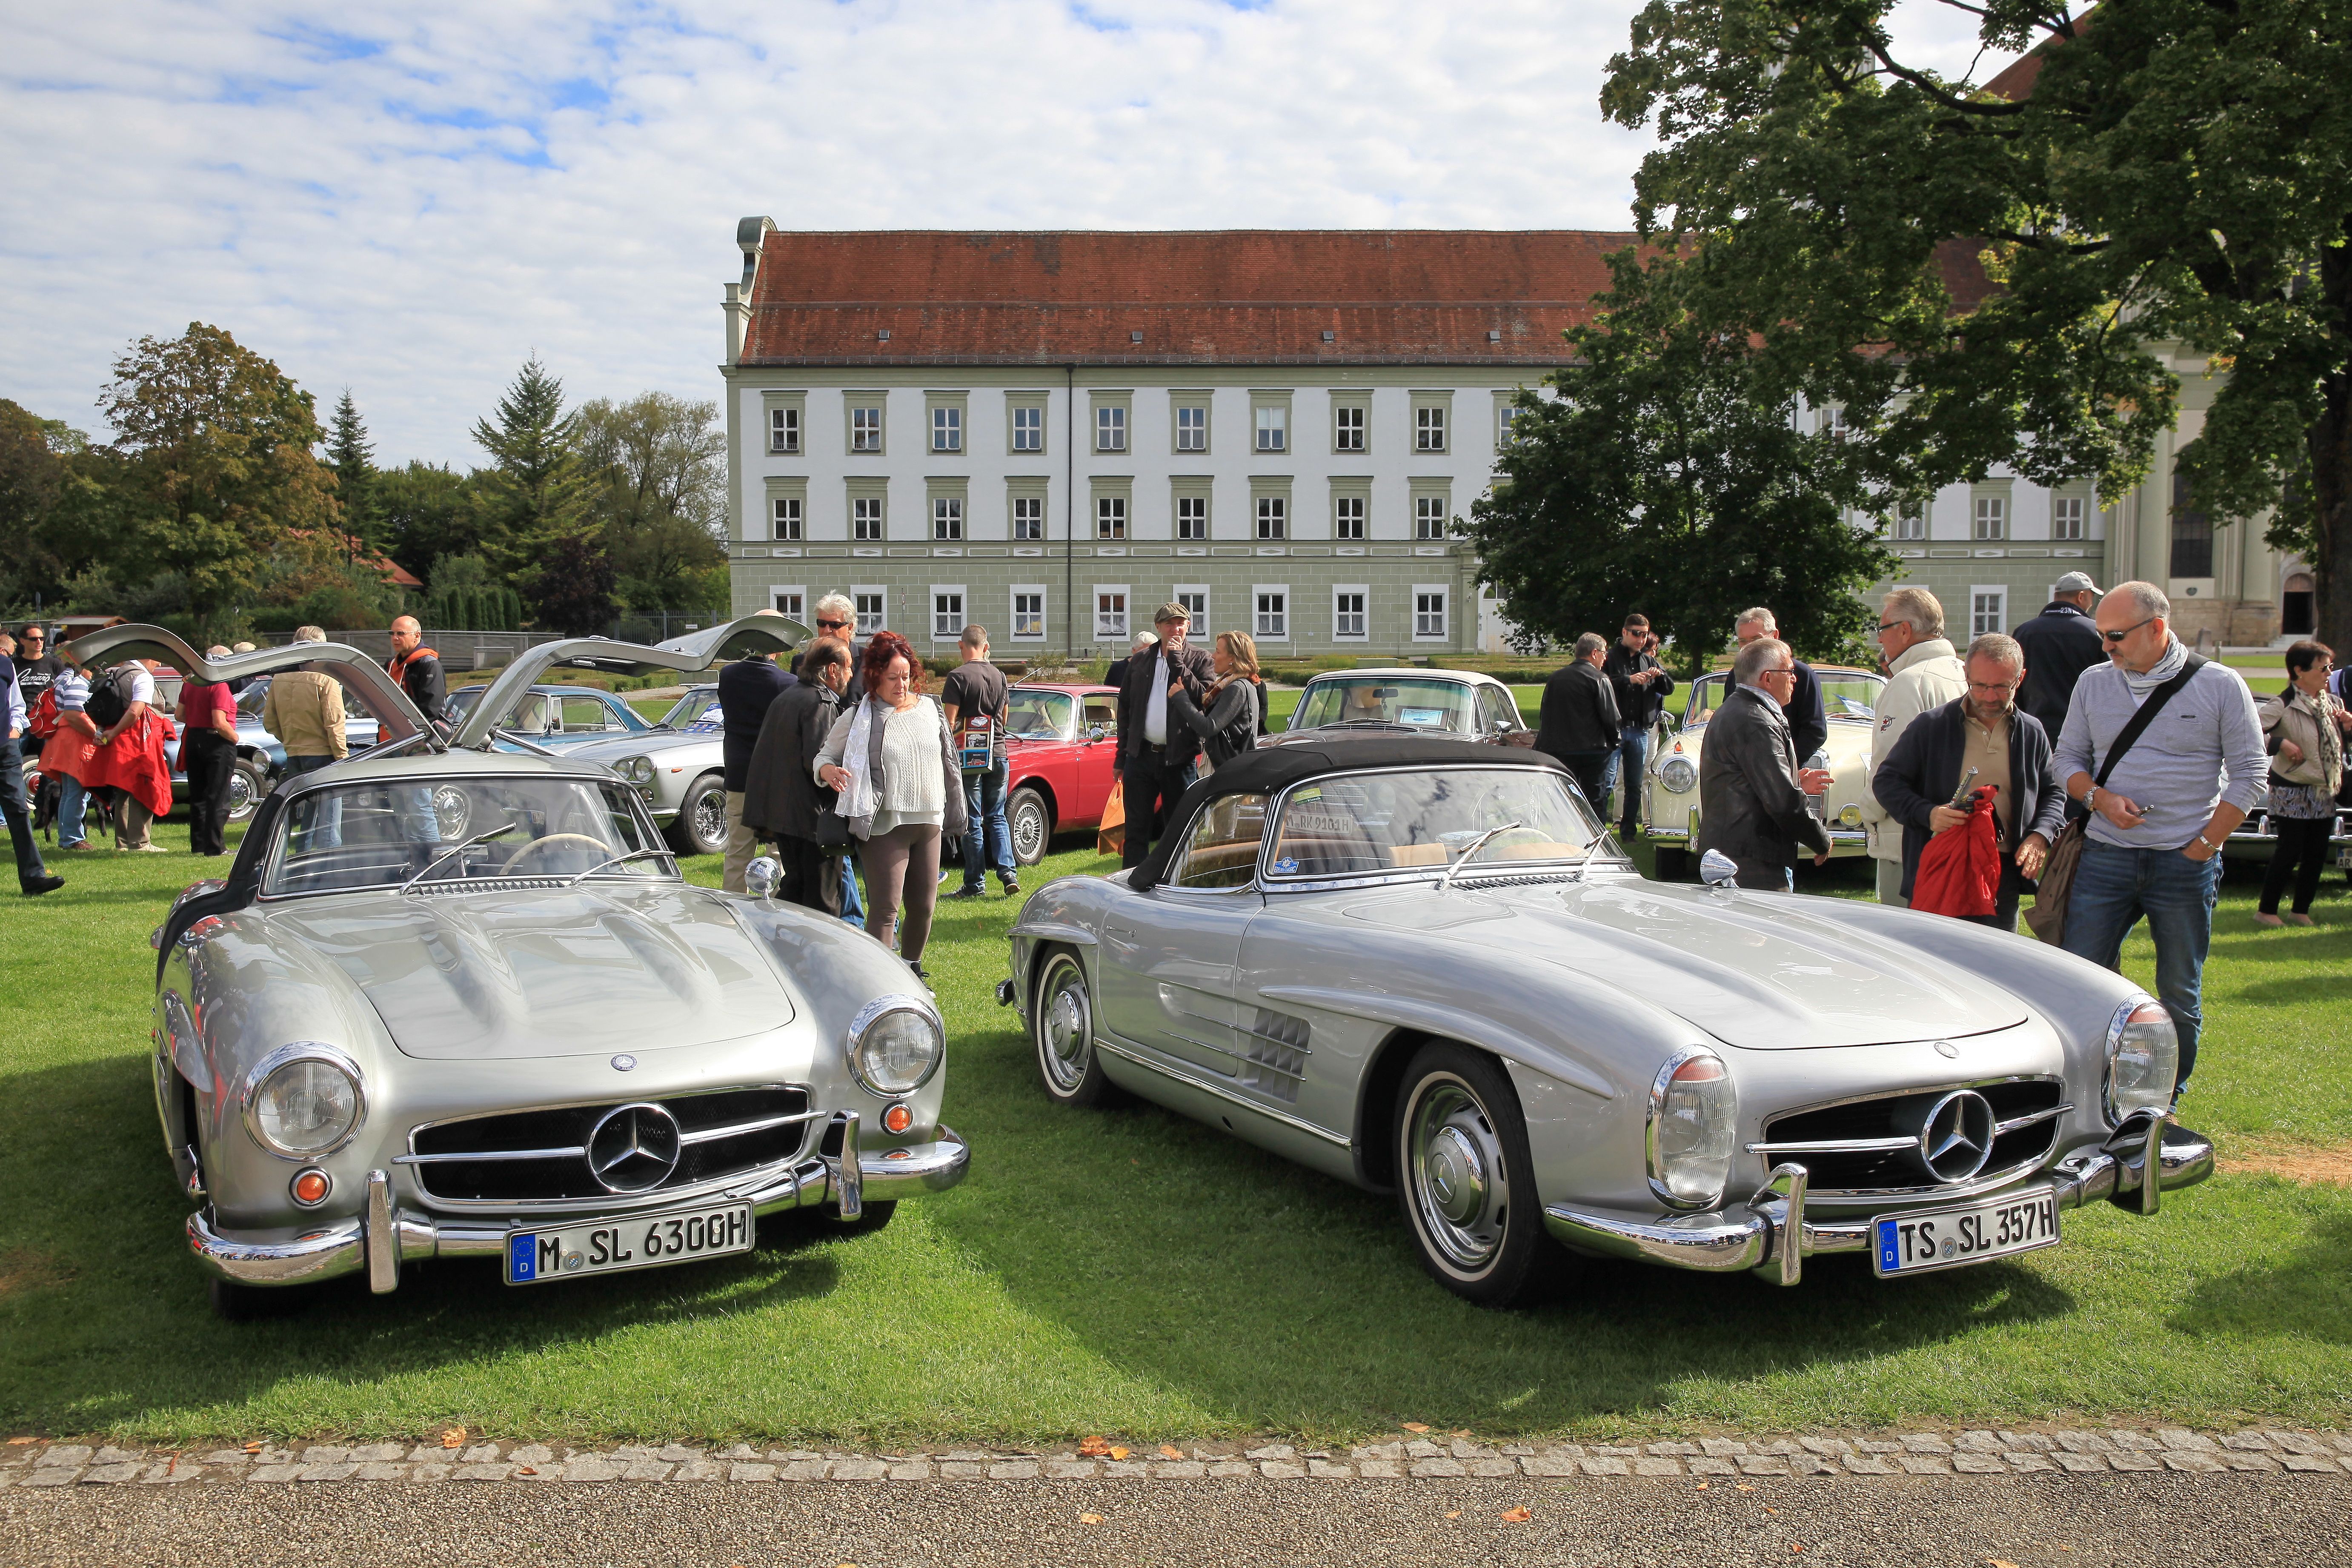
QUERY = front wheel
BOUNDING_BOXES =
[1030,947,1125,1107]
[1007,785,1052,867]
[1394,1042,1564,1308]
[668,773,728,857]
[225,758,268,823]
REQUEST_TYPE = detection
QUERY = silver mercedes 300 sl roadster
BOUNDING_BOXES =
[83,620,969,1318]
[999,738,2209,1304]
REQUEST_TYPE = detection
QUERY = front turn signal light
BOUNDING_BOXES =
[882,1104,913,1135]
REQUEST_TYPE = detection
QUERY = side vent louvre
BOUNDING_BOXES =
[1242,1010,1311,1102]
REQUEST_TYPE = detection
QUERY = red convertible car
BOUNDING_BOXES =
[998,682,1122,865]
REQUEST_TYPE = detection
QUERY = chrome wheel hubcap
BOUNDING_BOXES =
[1012,800,1046,862]
[1407,1078,1508,1271]
[432,785,470,840]
[694,792,726,848]
[226,770,256,820]
[1039,959,1092,1092]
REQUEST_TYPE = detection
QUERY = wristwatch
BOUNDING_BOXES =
[2197,831,2225,854]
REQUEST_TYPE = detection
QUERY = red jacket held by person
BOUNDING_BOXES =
[1908,784,1999,919]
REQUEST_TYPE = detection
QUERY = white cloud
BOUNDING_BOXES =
[0,0,2018,469]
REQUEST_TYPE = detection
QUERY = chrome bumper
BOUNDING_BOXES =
[186,1121,969,1293]
[1543,1118,2213,1286]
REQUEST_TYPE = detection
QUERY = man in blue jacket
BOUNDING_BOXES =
[1870,634,2066,931]
[2012,572,2105,743]
[717,635,796,893]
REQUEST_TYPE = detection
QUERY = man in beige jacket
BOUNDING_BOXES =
[1860,588,1966,906]
[261,627,349,774]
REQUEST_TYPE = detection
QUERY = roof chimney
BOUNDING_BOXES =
[724,217,776,366]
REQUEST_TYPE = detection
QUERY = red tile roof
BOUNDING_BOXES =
[740,231,1639,367]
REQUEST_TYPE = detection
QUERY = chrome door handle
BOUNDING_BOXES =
[1106,924,1136,941]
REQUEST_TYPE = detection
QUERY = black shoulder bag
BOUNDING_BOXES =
[2026,655,2205,946]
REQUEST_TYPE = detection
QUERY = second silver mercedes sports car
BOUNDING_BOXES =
[1000,737,2209,1305]
[83,619,968,1319]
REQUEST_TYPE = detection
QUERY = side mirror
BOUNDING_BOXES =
[744,857,782,900]
[1658,711,1681,735]
[1700,849,1740,887]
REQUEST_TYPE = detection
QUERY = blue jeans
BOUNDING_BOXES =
[285,755,342,848]
[3,737,49,887]
[57,773,92,848]
[2060,838,2223,1100]
[961,758,1014,890]
[1605,724,1648,828]
[839,853,865,928]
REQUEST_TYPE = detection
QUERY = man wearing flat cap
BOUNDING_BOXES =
[2014,571,2106,744]
[1116,603,1212,866]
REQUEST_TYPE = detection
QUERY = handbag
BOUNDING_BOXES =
[2025,655,2204,947]
[809,786,851,853]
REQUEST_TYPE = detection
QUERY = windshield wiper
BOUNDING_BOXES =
[400,822,520,894]
[1435,822,1521,894]
[558,848,675,887]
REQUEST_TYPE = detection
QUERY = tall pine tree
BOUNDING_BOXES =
[472,355,594,584]
[325,388,376,562]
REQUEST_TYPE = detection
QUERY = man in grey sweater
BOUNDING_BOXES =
[2054,581,2267,1103]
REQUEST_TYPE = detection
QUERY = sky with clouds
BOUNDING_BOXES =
[2,1,2011,468]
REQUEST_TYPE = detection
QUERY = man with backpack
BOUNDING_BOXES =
[2052,583,2268,1105]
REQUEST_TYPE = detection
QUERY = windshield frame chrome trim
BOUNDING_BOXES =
[1255,762,1627,893]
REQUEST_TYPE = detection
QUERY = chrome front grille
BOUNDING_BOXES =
[404,1085,816,1206]
[1755,1078,2067,1195]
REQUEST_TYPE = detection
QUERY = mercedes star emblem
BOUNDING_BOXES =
[586,1102,681,1194]
[1933,1040,1959,1059]
[1915,1090,1996,1183]
[611,1054,636,1072]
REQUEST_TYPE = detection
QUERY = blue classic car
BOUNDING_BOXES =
[164,676,381,823]
[442,684,658,753]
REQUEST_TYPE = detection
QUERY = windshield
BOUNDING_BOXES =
[1292,677,1478,735]
[1685,670,1883,725]
[266,775,675,897]
[1007,689,1075,739]
[660,688,723,731]
[1265,766,1607,881]
[236,679,269,718]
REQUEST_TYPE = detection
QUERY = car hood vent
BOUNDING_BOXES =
[270,886,794,1059]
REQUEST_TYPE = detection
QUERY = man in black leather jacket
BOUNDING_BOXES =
[1116,604,1213,866]
[1535,633,1621,813]
[1697,637,1831,888]
[2012,572,2105,742]
[1602,613,1675,837]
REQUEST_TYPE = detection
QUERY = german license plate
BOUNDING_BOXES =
[506,1202,754,1285]
[1871,1188,2058,1277]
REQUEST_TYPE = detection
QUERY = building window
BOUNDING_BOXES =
[1496,403,1525,449]
[770,497,803,541]
[1334,495,1365,540]
[1334,406,1365,452]
[1096,590,1129,640]
[1012,589,1046,641]
[1333,589,1367,640]
[1011,405,1043,452]
[850,405,884,453]
[1255,405,1287,453]
[1256,496,1287,540]
[1973,495,2007,541]
[769,406,800,454]
[1895,500,1927,541]
[1177,495,1207,541]
[933,497,963,541]
[931,406,962,454]
[932,589,965,641]
[1255,589,1289,640]
[1096,406,1126,453]
[1175,587,1208,627]
[853,496,884,541]
[1416,405,1447,453]
[854,590,886,637]
[2170,473,2212,577]
[1096,497,1127,540]
[1970,587,2007,636]
[1414,589,1448,640]
[2052,495,2087,541]
[1175,405,1208,452]
[1013,495,1044,541]
[771,587,805,618]
[1414,496,1448,541]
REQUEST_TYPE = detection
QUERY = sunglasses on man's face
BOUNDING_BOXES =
[816,618,852,630]
[2100,616,2156,644]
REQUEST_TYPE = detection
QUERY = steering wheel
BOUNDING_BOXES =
[501,833,612,875]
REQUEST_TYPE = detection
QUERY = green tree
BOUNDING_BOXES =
[1601,0,2352,649]
[1465,258,1894,673]
[576,392,728,615]
[374,461,486,575]
[525,531,619,636]
[96,323,338,641]
[472,355,592,580]
[325,388,377,561]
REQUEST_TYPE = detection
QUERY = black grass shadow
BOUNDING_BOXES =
[2169,1213,2352,1346]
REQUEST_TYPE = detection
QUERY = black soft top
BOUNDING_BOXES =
[1132,737,1568,890]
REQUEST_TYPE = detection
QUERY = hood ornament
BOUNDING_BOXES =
[611,1054,637,1072]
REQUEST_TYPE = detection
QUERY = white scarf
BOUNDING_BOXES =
[2122,633,2188,701]
[838,698,880,822]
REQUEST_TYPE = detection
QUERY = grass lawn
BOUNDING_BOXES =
[1,807,2347,1450]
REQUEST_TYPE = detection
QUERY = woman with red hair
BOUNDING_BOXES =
[814,631,968,981]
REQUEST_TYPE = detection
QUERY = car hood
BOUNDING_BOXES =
[265,885,793,1060]
[561,729,716,763]
[1336,877,2026,1049]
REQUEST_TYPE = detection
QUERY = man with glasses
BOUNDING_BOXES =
[11,625,63,720]
[1871,634,2066,930]
[1696,636,1832,888]
[1858,588,1965,906]
[2053,581,2267,1105]
[803,592,867,926]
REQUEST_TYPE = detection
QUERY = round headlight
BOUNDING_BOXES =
[618,755,654,785]
[2105,997,2177,1123]
[243,1045,364,1158]
[847,997,943,1097]
[1837,803,1863,828]
[1648,1049,1737,1209]
[1661,757,1698,794]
